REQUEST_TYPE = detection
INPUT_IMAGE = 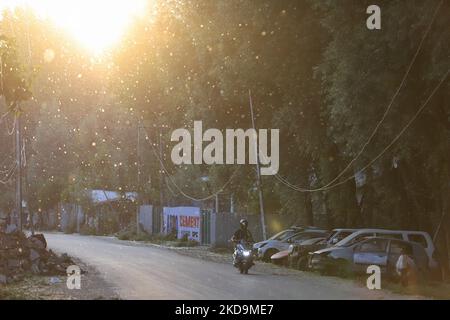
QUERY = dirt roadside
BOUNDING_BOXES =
[0,258,119,300]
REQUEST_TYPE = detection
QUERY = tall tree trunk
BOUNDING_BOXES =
[303,193,314,226]
[323,192,333,229]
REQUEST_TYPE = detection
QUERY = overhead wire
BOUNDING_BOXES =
[274,68,450,192]
[140,126,240,202]
[0,163,17,185]
[272,0,444,192]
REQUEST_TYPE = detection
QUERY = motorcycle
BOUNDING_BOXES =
[233,241,255,274]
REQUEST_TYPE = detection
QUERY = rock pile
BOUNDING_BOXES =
[0,231,75,285]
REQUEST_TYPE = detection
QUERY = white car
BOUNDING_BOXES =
[255,229,328,261]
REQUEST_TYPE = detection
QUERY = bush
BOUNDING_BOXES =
[320,258,355,279]
[116,223,138,240]
[210,245,233,254]
[134,232,153,242]
[171,239,199,247]
[63,224,77,234]
[79,224,97,236]
[115,224,199,247]
[116,230,132,240]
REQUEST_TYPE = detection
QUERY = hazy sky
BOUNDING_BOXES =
[0,0,148,53]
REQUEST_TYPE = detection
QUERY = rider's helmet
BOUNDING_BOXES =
[240,218,248,229]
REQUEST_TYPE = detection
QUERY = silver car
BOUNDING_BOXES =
[309,237,430,279]
[255,229,328,261]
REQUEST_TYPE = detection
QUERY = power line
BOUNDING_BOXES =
[0,110,10,123]
[140,126,239,202]
[0,152,14,168]
[0,162,16,176]
[275,68,450,193]
[0,163,17,185]
[0,161,15,174]
[274,0,443,193]
[6,114,16,135]
[319,0,444,190]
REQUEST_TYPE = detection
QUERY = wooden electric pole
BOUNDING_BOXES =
[248,90,267,240]
[136,123,141,235]
[15,107,23,232]
[159,126,165,234]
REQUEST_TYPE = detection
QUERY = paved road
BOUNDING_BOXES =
[44,233,413,300]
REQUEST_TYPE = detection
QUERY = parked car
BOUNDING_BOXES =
[252,227,302,252]
[331,228,440,278]
[271,237,325,266]
[288,237,327,270]
[255,229,328,262]
[325,228,360,246]
[270,249,291,265]
[287,228,358,270]
[309,237,430,279]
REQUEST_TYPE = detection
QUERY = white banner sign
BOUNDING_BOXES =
[163,207,200,242]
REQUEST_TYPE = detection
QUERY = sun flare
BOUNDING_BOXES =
[1,0,148,54]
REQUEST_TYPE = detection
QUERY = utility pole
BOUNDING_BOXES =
[159,126,165,234]
[248,90,267,240]
[136,123,141,235]
[15,107,23,232]
[23,137,33,235]
[215,194,219,214]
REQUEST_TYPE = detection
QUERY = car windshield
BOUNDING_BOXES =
[338,235,371,247]
[289,232,325,242]
[325,231,338,242]
[326,231,353,244]
[269,230,295,241]
[302,237,325,245]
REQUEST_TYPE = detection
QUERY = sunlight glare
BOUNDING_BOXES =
[1,0,148,54]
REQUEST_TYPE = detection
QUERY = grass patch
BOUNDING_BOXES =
[0,286,27,300]
[116,226,198,247]
[383,281,450,299]
[0,275,49,300]
[210,246,233,254]
[314,261,450,299]
[79,224,98,236]
[317,258,356,279]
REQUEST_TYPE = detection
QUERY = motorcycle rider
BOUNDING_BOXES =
[231,219,254,267]
[231,218,254,243]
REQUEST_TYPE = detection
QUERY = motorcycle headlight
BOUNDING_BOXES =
[243,250,251,257]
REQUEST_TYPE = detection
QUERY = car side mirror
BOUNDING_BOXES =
[331,238,338,245]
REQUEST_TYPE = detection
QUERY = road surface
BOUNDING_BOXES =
[44,233,413,300]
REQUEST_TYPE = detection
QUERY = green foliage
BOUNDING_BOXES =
[79,224,97,236]
[0,35,31,108]
[116,225,198,247]
[1,2,449,264]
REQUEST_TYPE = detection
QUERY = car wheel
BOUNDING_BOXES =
[288,257,296,268]
[297,256,308,271]
[263,249,278,263]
